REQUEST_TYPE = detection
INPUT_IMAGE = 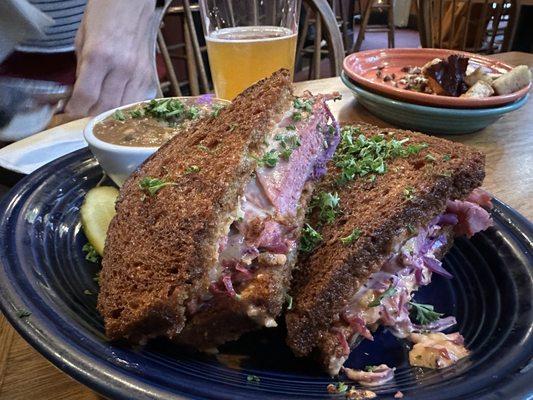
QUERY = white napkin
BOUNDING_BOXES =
[0,117,89,174]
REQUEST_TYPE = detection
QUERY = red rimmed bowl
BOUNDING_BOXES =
[343,48,531,109]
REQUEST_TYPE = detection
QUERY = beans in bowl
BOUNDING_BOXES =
[94,97,229,147]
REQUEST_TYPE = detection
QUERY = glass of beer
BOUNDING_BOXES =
[199,0,299,100]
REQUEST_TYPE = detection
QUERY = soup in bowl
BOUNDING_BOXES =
[84,96,230,186]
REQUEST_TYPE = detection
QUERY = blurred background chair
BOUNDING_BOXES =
[296,0,346,80]
[417,0,520,53]
[352,0,396,52]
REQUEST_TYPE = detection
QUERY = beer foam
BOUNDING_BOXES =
[207,26,296,43]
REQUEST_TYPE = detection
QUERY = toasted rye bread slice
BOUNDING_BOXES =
[98,69,292,342]
[286,123,485,359]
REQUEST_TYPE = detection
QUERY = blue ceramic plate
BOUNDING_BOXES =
[0,149,532,400]
[341,72,529,135]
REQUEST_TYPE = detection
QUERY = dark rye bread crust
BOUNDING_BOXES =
[98,70,293,342]
[175,184,314,349]
[286,123,485,358]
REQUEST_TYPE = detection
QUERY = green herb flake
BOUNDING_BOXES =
[286,124,296,131]
[254,150,280,168]
[407,224,416,234]
[409,301,443,325]
[84,289,93,295]
[139,177,177,196]
[82,243,101,263]
[16,309,31,318]
[443,154,451,161]
[312,191,340,224]
[336,381,349,393]
[247,375,261,383]
[368,282,397,307]
[333,126,416,185]
[403,186,416,201]
[364,365,378,372]
[340,228,362,245]
[405,142,429,155]
[293,98,314,112]
[285,294,293,310]
[439,170,452,177]
[185,165,201,174]
[292,112,303,122]
[425,154,436,162]
[129,108,145,118]
[211,104,225,118]
[113,109,126,121]
[300,224,323,253]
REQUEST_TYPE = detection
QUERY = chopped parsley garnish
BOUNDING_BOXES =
[129,108,145,118]
[247,375,261,383]
[425,153,436,162]
[300,224,323,253]
[93,273,100,283]
[368,282,397,307]
[210,104,225,117]
[286,124,296,131]
[185,165,201,174]
[409,301,443,325]
[312,191,340,224]
[407,224,416,234]
[144,98,186,120]
[403,186,416,200]
[255,149,279,168]
[406,143,429,155]
[293,98,314,112]
[336,382,349,393]
[187,105,201,119]
[82,243,100,263]
[340,228,362,245]
[112,109,126,121]
[83,289,93,295]
[439,171,452,177]
[273,133,302,160]
[16,309,31,318]
[139,177,177,196]
[292,111,303,122]
[334,126,423,184]
[285,294,293,310]
[364,365,378,372]
[443,154,451,161]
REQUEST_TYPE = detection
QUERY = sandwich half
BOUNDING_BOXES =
[97,69,340,345]
[286,123,492,375]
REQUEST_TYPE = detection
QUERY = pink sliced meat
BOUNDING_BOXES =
[465,187,493,209]
[256,99,332,216]
[446,199,493,238]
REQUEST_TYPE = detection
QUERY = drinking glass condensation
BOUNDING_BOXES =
[199,0,299,100]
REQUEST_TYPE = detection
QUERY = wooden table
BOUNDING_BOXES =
[0,51,531,400]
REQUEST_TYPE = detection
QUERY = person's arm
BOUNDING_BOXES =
[65,0,168,117]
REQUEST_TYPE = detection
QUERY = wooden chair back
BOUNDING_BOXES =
[298,0,346,79]
[417,0,520,53]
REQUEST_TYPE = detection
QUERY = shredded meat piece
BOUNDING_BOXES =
[343,364,395,387]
